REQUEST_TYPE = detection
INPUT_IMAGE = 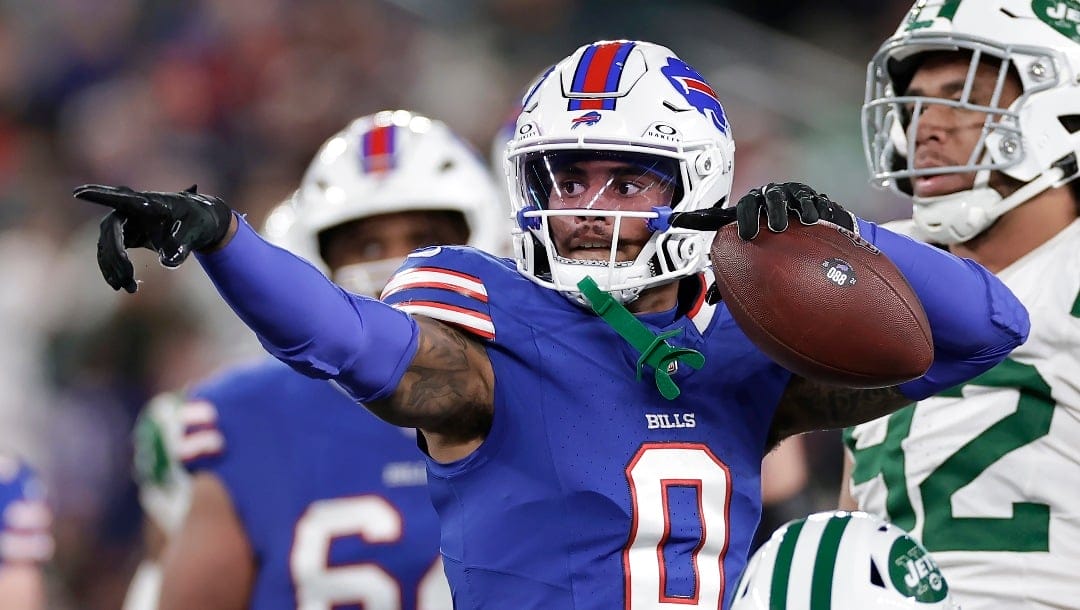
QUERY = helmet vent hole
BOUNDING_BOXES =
[870,559,886,588]
[1058,115,1080,134]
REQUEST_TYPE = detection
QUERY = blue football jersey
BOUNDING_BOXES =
[381,247,792,610]
[0,455,52,566]
[181,360,450,610]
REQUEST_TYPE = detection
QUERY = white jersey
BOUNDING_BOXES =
[845,219,1080,610]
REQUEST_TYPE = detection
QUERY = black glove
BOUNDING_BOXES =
[734,182,856,241]
[73,184,233,293]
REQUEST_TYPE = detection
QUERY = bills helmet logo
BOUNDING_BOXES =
[661,58,729,135]
[571,111,602,129]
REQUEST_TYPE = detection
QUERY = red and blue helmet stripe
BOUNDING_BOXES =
[359,125,397,173]
[567,41,636,111]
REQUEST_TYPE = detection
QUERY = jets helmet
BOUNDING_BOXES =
[133,393,192,535]
[863,0,1080,243]
[289,110,506,296]
[507,40,735,304]
[731,511,960,610]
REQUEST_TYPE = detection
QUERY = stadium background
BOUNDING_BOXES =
[0,0,915,606]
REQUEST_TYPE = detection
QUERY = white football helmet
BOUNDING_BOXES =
[132,393,192,536]
[731,511,960,610]
[507,40,735,304]
[289,110,506,296]
[261,194,300,251]
[863,0,1080,244]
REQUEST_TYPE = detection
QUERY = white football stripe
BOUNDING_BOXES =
[179,400,217,427]
[3,501,51,530]
[179,429,225,462]
[0,531,54,562]
[394,303,494,338]
[382,268,487,301]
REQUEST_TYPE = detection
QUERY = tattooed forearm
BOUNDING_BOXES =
[768,377,911,446]
[366,317,494,441]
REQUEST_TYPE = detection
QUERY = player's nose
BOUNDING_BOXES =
[912,104,951,146]
[573,210,613,224]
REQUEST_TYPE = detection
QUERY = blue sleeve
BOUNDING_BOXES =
[194,215,419,402]
[856,218,1030,400]
[182,383,250,503]
[0,459,52,565]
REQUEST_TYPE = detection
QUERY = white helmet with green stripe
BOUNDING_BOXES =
[132,393,192,535]
[731,511,959,609]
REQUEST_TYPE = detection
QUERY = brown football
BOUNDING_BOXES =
[710,220,933,387]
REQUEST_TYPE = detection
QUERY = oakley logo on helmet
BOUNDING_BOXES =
[660,58,729,134]
[571,111,602,129]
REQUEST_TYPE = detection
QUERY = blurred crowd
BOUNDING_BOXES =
[0,0,914,607]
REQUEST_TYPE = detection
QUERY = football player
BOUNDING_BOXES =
[730,511,959,609]
[122,393,190,610]
[842,2,1080,608]
[0,454,52,610]
[122,110,504,610]
[78,41,1027,609]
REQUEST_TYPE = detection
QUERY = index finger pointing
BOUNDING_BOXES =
[73,185,166,217]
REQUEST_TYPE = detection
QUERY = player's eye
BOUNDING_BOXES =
[558,179,587,197]
[614,180,645,196]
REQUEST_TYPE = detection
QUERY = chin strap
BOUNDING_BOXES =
[914,162,1071,244]
[577,276,704,400]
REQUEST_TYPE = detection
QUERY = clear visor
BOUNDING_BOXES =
[519,150,682,213]
[861,37,1053,189]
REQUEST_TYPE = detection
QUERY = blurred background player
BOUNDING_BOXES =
[122,394,190,610]
[122,110,506,610]
[842,1,1080,608]
[0,454,53,610]
[730,511,959,609]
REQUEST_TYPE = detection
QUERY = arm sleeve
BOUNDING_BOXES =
[194,215,419,402]
[856,218,1030,400]
[0,462,53,565]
